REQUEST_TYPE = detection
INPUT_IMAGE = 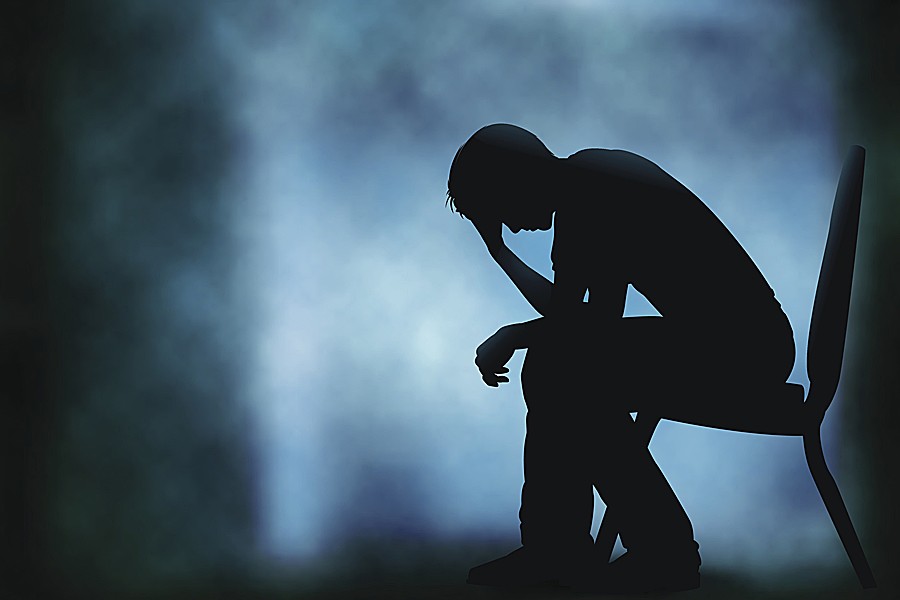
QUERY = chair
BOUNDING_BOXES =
[595,145,876,588]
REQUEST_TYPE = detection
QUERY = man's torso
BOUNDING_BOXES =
[551,149,784,328]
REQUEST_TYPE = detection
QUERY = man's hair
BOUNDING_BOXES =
[447,123,555,218]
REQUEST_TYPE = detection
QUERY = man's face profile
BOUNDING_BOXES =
[458,180,553,234]
[502,198,553,233]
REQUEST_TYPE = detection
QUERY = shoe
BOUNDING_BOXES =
[568,543,701,594]
[467,545,589,586]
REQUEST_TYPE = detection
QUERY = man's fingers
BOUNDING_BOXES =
[496,366,509,374]
[480,371,509,387]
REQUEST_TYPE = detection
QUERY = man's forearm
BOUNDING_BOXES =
[498,318,546,349]
[491,245,553,316]
[500,306,599,350]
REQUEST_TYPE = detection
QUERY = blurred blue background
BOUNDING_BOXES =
[5,0,897,597]
[230,0,842,572]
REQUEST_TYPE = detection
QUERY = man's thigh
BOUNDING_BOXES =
[522,317,727,413]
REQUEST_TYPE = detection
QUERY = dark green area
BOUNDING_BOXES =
[818,0,900,595]
[2,1,256,597]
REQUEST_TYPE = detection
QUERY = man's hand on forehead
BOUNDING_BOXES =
[471,215,504,256]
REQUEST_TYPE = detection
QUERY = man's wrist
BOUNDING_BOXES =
[488,241,508,260]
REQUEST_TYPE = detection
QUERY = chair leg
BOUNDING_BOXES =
[595,413,661,562]
[803,430,876,588]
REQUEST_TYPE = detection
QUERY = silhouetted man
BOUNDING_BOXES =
[447,124,795,592]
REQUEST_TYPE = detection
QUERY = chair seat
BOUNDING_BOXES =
[655,382,807,436]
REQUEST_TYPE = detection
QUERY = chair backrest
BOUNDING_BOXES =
[806,145,866,420]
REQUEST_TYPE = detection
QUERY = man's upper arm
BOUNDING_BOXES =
[549,268,587,314]
[552,266,628,323]
[550,206,627,322]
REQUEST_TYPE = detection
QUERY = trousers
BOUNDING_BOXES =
[517,313,795,552]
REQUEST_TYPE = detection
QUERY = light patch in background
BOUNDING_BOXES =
[214,0,847,578]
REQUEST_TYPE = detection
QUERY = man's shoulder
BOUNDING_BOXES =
[565,147,636,166]
[567,148,688,199]
[566,147,652,162]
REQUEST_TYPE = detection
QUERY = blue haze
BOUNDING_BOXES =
[207,0,845,578]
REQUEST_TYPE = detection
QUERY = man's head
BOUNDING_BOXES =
[447,124,557,232]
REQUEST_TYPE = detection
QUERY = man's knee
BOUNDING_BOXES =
[522,342,589,411]
[521,342,557,394]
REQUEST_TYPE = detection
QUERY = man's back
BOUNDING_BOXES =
[553,149,783,327]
